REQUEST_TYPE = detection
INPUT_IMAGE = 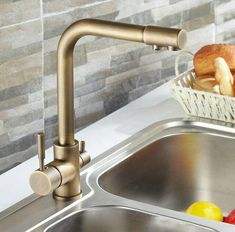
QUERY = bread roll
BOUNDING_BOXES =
[214,57,234,96]
[193,77,219,94]
[194,44,235,76]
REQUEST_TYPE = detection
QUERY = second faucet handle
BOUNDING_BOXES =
[79,140,91,168]
[79,140,85,153]
[37,132,45,171]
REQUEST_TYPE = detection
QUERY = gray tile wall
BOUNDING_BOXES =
[0,0,234,173]
[215,0,235,43]
[0,0,43,173]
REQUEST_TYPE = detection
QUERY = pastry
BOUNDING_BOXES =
[194,44,235,76]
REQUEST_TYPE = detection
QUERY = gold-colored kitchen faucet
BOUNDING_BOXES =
[29,18,187,201]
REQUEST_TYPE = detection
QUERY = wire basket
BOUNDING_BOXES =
[170,68,235,123]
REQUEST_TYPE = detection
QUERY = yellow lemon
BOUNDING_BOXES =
[185,201,223,221]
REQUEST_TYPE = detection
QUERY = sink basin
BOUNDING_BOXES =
[45,206,214,232]
[2,119,235,232]
[99,131,235,214]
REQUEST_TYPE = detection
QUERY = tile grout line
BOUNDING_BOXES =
[0,18,40,31]
[213,0,217,43]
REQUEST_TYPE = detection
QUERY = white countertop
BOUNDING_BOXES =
[0,82,186,212]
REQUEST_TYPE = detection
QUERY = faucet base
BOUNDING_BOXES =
[53,191,82,201]
[53,140,82,200]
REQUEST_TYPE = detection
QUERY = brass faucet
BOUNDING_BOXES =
[29,18,187,201]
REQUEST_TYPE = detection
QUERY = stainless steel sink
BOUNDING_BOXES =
[99,132,235,214]
[1,118,235,232]
[45,206,214,232]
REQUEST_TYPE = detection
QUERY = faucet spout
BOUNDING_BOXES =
[57,18,187,146]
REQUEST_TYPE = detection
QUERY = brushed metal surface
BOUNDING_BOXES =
[45,206,215,232]
[99,133,235,214]
[30,18,186,200]
[56,19,186,145]
[1,118,235,232]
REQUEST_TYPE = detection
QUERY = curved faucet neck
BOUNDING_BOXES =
[57,18,186,146]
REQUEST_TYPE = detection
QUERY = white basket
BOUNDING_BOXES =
[170,68,235,123]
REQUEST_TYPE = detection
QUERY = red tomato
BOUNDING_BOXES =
[224,210,235,224]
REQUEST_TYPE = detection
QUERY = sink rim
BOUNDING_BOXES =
[44,205,218,232]
[2,117,235,232]
[85,117,235,232]
[23,118,235,232]
[92,117,235,189]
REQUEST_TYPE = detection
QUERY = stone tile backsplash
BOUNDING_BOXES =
[0,0,43,173]
[0,0,40,27]
[0,0,234,173]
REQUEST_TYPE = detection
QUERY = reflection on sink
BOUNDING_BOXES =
[45,206,215,232]
[99,133,235,214]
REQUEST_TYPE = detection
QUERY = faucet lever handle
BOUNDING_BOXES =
[79,140,91,168]
[37,132,45,171]
[79,140,85,153]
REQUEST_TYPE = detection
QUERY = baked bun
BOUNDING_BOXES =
[214,57,234,96]
[193,77,219,94]
[194,44,235,76]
